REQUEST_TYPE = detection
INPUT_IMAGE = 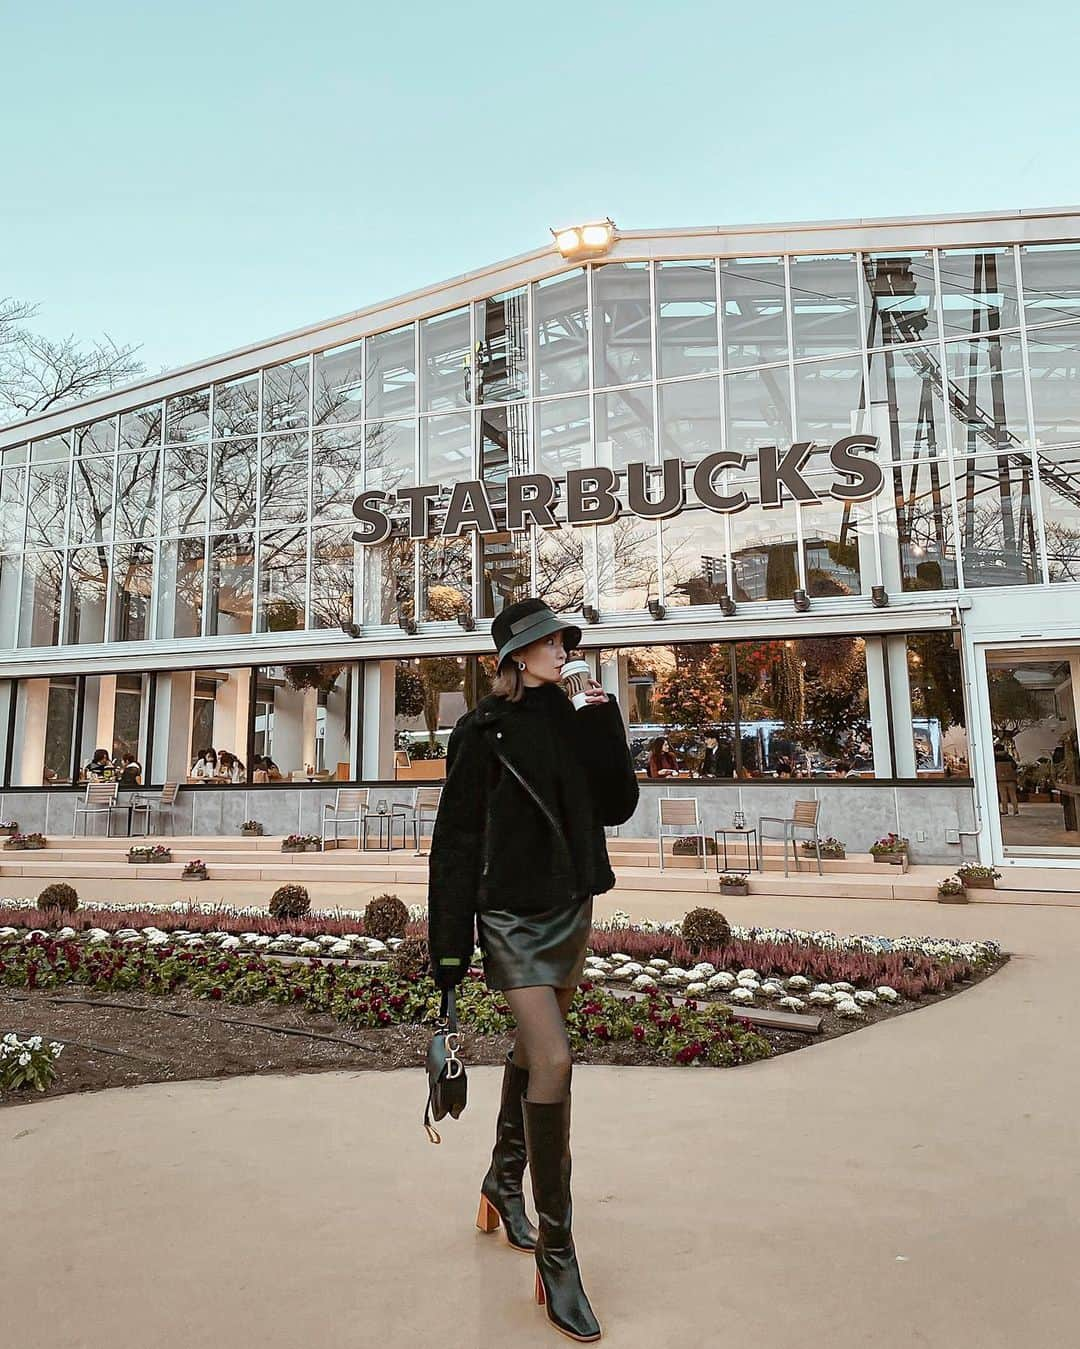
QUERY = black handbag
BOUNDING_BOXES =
[423,987,468,1144]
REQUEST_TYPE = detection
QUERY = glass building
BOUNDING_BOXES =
[1,208,1079,868]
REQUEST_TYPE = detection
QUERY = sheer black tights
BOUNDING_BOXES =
[504,985,576,1103]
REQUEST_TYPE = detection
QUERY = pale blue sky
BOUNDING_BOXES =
[5,0,1078,374]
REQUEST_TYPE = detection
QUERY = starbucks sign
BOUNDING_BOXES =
[350,434,884,544]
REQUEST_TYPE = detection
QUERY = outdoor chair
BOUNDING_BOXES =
[321,788,369,848]
[407,785,442,854]
[73,781,121,837]
[133,782,180,836]
[758,798,822,877]
[657,796,706,871]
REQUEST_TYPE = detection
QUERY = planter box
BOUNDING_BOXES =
[3,842,25,850]
[873,850,908,865]
[128,855,171,864]
[6,842,45,851]
[960,875,996,889]
[804,847,845,860]
[282,844,321,854]
[0,827,17,837]
[241,827,264,837]
[938,891,969,904]
[183,869,208,880]
[720,883,749,896]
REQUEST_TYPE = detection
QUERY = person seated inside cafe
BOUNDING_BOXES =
[190,748,218,780]
[252,755,284,783]
[218,750,246,783]
[699,731,732,778]
[647,736,680,779]
[116,752,142,786]
[84,748,112,780]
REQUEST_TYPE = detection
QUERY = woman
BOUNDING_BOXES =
[190,748,217,781]
[428,597,638,1344]
[646,736,679,779]
[84,748,111,780]
[116,752,142,786]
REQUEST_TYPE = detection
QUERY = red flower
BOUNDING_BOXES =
[292,987,306,1000]
[209,987,223,1000]
[632,1025,646,1042]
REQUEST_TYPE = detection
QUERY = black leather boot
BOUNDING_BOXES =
[523,1093,601,1343]
[475,1053,538,1252]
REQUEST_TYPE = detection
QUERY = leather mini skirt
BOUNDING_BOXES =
[477,896,594,991]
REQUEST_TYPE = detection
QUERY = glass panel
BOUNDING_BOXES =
[257,530,308,632]
[120,403,163,451]
[65,548,109,644]
[593,262,652,387]
[1037,447,1080,583]
[534,270,588,396]
[421,413,472,488]
[186,668,250,783]
[943,336,1028,454]
[953,454,1040,586]
[364,418,415,493]
[789,254,861,358]
[213,374,259,438]
[157,538,205,638]
[111,673,146,771]
[0,553,18,647]
[420,308,470,412]
[907,632,968,777]
[420,532,471,620]
[594,387,655,473]
[658,377,721,467]
[115,451,162,540]
[254,664,351,781]
[393,655,469,778]
[207,534,255,635]
[537,396,589,478]
[69,455,115,546]
[480,404,529,501]
[165,389,210,444]
[863,252,937,347]
[474,287,528,402]
[1021,243,1080,327]
[210,438,257,531]
[879,460,959,591]
[867,344,946,461]
[536,523,586,612]
[479,530,530,617]
[362,535,415,625]
[720,257,787,369]
[162,444,207,535]
[656,260,717,378]
[1,469,25,551]
[987,655,1080,853]
[312,430,363,523]
[314,340,364,425]
[800,484,863,597]
[111,542,153,641]
[2,444,28,466]
[1027,323,1080,449]
[11,677,77,785]
[730,503,800,602]
[938,248,1020,337]
[25,461,69,547]
[260,433,310,525]
[18,551,62,646]
[661,505,728,607]
[262,358,310,432]
[310,525,357,629]
[30,435,70,463]
[366,325,416,419]
[724,367,792,460]
[597,515,658,611]
[794,354,867,461]
[73,418,117,456]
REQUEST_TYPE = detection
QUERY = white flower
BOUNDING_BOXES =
[27,1036,42,1049]
[49,1042,64,1056]
[778,996,806,1012]
[729,987,755,1004]
[18,1052,31,1066]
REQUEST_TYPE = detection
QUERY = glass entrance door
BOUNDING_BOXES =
[986,653,1080,854]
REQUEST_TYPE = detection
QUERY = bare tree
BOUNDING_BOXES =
[0,298,143,423]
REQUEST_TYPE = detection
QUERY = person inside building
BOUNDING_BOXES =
[218,751,245,783]
[84,748,111,780]
[994,740,1020,816]
[190,748,217,780]
[647,736,680,778]
[116,752,142,786]
[699,731,725,778]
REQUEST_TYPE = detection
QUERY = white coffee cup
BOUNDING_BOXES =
[560,658,593,710]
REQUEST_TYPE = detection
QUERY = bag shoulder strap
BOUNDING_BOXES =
[423,988,459,1144]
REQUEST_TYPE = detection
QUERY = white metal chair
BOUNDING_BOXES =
[758,799,822,877]
[321,788,369,847]
[130,782,179,836]
[657,797,706,871]
[73,781,120,837]
[408,785,443,854]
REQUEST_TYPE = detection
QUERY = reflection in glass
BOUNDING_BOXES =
[111,542,153,642]
[18,551,63,647]
[69,455,114,546]
[364,418,415,494]
[314,340,364,425]
[30,436,70,463]
[262,358,310,432]
[943,336,1028,454]
[862,252,937,347]
[793,355,866,455]
[480,404,529,507]
[479,530,530,618]
[260,433,310,525]
[157,539,205,638]
[1020,243,1080,326]
[724,367,792,462]
[729,499,800,601]
[73,419,118,456]
[537,396,589,479]
[800,485,862,597]
[1037,448,1080,582]
[120,404,162,451]
[162,445,207,535]
[594,387,655,472]
[658,377,721,467]
[420,308,471,412]
[310,526,357,629]
[312,431,363,523]
[366,325,416,419]
[258,530,308,632]
[938,248,1020,337]
[0,468,25,551]
[210,439,257,531]
[908,632,968,776]
[1026,324,1080,448]
[536,523,586,612]
[867,345,945,461]
[661,505,728,607]
[165,390,210,444]
[213,375,259,438]
[789,254,861,358]
[65,548,109,644]
[656,260,717,378]
[952,454,1039,586]
[534,270,588,396]
[880,460,958,591]
[721,257,787,368]
[25,462,69,547]
[207,534,255,635]
[115,452,162,540]
[362,534,415,625]
[421,413,472,489]
[597,513,658,612]
[420,531,471,620]
[474,287,528,403]
[593,262,652,387]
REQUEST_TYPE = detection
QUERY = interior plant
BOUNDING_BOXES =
[284,662,345,694]
[955,863,1001,889]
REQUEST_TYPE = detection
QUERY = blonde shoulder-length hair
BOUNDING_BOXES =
[490,658,526,703]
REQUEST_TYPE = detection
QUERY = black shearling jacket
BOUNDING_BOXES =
[426,684,639,986]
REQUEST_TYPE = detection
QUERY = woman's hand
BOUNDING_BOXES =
[582,678,609,705]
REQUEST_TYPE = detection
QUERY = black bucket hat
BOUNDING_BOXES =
[491,598,582,668]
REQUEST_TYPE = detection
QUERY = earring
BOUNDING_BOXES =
[517,661,526,671]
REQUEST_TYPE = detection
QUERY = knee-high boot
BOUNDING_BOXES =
[475,1053,538,1252]
[523,1092,601,1343]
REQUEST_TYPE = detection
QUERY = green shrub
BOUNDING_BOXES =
[269,883,311,920]
[364,893,409,941]
[680,906,731,950]
[38,882,79,914]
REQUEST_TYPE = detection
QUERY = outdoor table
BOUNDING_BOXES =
[360,809,407,851]
[713,827,759,873]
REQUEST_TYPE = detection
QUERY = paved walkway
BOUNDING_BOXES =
[2,894,1077,1349]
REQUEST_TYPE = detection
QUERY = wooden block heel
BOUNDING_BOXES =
[475,1194,501,1234]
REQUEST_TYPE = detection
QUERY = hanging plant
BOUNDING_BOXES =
[284,663,345,693]
[395,664,425,719]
